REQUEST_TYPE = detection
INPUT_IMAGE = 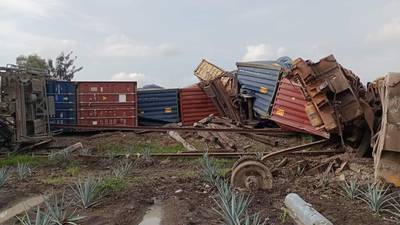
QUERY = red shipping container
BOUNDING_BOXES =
[180,84,219,125]
[270,78,329,138]
[77,82,137,128]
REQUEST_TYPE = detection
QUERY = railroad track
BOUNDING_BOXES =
[51,124,296,135]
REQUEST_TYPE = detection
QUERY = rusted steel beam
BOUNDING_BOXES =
[51,124,295,135]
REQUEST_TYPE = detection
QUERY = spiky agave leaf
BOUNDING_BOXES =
[0,167,9,187]
[384,197,400,223]
[341,179,360,200]
[16,206,52,225]
[358,183,396,214]
[48,149,71,162]
[17,163,32,180]
[72,177,103,209]
[142,148,152,161]
[200,154,220,186]
[45,192,85,225]
[212,179,252,225]
[243,213,267,225]
[111,161,133,178]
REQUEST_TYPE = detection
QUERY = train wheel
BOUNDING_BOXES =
[230,159,272,191]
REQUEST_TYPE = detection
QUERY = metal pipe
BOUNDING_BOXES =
[284,193,333,225]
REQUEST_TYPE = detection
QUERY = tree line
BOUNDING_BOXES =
[16,51,82,81]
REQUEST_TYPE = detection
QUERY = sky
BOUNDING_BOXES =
[0,0,399,88]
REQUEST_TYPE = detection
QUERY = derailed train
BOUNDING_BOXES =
[1,55,399,187]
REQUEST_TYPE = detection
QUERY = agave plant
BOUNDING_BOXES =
[385,197,400,222]
[359,183,395,214]
[17,163,32,180]
[44,192,85,225]
[341,179,360,200]
[16,206,52,225]
[213,179,265,225]
[213,180,252,225]
[72,177,103,209]
[200,154,220,186]
[142,148,152,161]
[48,150,71,162]
[0,167,9,187]
[243,213,267,225]
[111,161,133,178]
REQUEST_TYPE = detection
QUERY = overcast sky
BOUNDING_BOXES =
[0,0,399,87]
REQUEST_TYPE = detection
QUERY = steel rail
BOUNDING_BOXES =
[261,139,329,161]
[51,124,295,135]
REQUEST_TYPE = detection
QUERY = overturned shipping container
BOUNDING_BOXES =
[77,82,137,128]
[236,58,291,119]
[180,84,219,125]
[46,80,77,132]
[270,78,329,138]
[138,89,180,125]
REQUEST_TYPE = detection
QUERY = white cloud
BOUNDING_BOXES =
[0,21,78,57]
[242,44,286,61]
[111,72,151,86]
[0,0,62,17]
[99,34,180,58]
[366,18,400,43]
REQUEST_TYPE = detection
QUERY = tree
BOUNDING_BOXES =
[48,51,83,81]
[16,54,49,72]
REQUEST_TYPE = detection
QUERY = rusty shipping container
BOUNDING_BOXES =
[77,82,137,128]
[180,84,219,125]
[270,78,329,138]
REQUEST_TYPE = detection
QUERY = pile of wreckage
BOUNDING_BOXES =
[190,54,400,189]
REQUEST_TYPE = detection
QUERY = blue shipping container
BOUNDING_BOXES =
[46,80,77,131]
[138,89,180,125]
[236,57,291,118]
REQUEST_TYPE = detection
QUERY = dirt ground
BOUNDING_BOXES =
[0,131,397,225]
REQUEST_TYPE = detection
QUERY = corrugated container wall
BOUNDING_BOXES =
[46,80,77,131]
[77,82,137,128]
[138,89,180,125]
[270,78,329,138]
[180,84,219,125]
[236,61,282,118]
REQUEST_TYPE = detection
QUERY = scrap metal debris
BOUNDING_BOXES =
[372,73,400,186]
[288,55,373,147]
